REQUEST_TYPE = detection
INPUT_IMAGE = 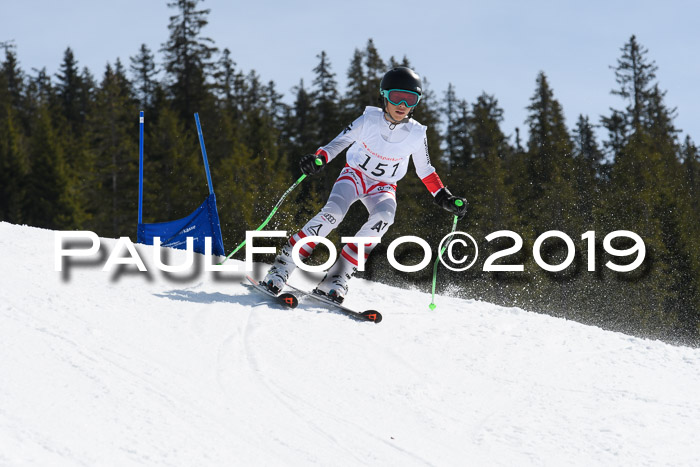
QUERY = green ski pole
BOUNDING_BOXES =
[429,199,464,310]
[219,158,323,264]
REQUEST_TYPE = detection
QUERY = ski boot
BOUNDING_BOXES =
[314,260,357,304]
[262,243,296,295]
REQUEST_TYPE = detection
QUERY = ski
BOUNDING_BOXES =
[284,284,382,323]
[243,276,381,323]
[244,275,299,309]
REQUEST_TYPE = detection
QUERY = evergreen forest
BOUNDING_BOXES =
[1,1,699,344]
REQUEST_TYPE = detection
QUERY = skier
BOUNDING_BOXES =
[262,66,468,303]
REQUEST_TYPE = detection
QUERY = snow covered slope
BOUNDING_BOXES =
[1,221,699,466]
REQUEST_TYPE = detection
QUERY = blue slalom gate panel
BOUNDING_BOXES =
[137,193,225,256]
[137,112,225,257]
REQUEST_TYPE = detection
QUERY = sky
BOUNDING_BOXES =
[2,0,699,145]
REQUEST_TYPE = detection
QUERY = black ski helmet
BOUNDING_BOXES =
[379,67,422,119]
[380,67,422,96]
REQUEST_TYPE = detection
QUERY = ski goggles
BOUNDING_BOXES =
[381,89,421,108]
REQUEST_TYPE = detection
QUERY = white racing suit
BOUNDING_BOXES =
[265,106,445,299]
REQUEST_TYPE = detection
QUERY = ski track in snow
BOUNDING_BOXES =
[1,221,699,466]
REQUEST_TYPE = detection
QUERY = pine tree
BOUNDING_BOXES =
[441,83,471,172]
[572,115,603,223]
[161,0,218,120]
[221,69,290,234]
[238,70,280,159]
[470,93,509,160]
[52,48,94,228]
[0,45,30,222]
[387,55,411,69]
[642,85,697,339]
[644,84,679,149]
[363,39,385,105]
[602,35,672,239]
[209,108,255,248]
[512,72,581,312]
[311,51,341,144]
[287,79,317,156]
[1,44,24,111]
[601,110,628,165]
[24,104,76,228]
[597,35,694,338]
[129,43,159,111]
[680,137,700,338]
[25,67,53,111]
[343,39,386,119]
[465,93,517,234]
[293,51,341,222]
[143,105,203,222]
[344,48,367,119]
[55,47,80,122]
[573,115,604,167]
[611,35,657,131]
[0,79,30,223]
[87,61,139,237]
[55,47,93,132]
[212,47,247,168]
[683,136,700,213]
[240,70,263,115]
[522,72,577,232]
[279,79,325,233]
[213,48,237,111]
[265,80,286,124]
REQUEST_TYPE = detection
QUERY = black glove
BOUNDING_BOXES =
[434,187,468,218]
[300,153,326,175]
